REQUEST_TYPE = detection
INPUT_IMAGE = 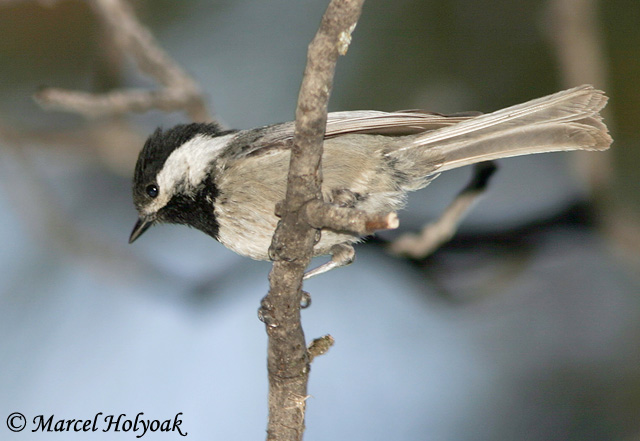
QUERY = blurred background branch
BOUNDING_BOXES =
[33,0,212,121]
[547,0,640,266]
[0,0,219,291]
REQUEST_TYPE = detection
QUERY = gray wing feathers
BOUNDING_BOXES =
[324,111,473,136]
[249,110,475,149]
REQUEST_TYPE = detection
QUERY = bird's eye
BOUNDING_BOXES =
[146,184,159,198]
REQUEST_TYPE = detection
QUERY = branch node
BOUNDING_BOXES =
[303,199,398,235]
[337,23,358,55]
[366,212,399,231]
[258,296,279,328]
[300,291,312,309]
[308,335,335,362]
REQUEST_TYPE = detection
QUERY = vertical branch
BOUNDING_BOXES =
[262,1,365,440]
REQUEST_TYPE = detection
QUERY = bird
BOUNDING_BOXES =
[129,84,611,278]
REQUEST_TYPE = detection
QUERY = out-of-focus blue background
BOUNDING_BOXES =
[1,1,639,440]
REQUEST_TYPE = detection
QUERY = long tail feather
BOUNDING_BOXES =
[394,85,611,176]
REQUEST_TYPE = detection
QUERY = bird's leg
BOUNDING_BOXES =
[389,161,497,258]
[303,243,355,279]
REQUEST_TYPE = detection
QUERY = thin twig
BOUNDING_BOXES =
[303,200,399,235]
[35,87,204,119]
[390,162,497,258]
[33,0,211,121]
[262,1,365,440]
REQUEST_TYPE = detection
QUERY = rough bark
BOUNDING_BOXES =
[262,1,366,440]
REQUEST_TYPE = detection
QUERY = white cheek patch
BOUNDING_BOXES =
[145,133,236,214]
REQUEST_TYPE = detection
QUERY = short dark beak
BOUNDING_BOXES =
[129,216,154,244]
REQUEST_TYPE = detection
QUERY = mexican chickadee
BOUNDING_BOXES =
[129,85,611,277]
